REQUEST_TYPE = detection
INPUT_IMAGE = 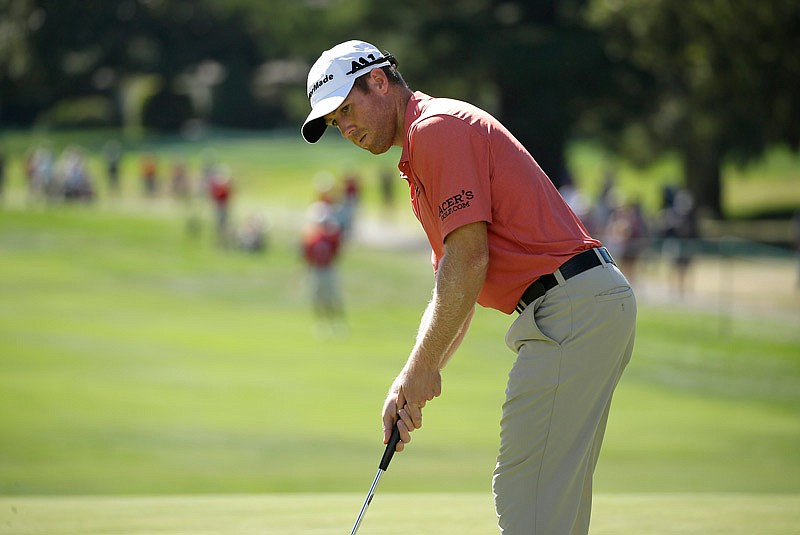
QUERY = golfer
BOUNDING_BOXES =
[302,40,637,534]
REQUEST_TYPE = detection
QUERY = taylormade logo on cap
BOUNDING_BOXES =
[308,73,335,101]
[301,40,394,144]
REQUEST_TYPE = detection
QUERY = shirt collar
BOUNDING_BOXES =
[399,91,433,167]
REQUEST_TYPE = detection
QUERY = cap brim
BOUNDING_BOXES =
[301,116,328,144]
[301,92,347,143]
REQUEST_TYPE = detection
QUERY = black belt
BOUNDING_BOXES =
[515,247,615,314]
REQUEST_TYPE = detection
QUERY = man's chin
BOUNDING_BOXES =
[365,143,391,155]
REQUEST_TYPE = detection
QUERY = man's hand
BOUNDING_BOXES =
[381,363,442,451]
[397,359,441,424]
[382,387,407,451]
[398,362,441,443]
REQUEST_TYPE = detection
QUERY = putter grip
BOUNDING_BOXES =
[379,425,401,471]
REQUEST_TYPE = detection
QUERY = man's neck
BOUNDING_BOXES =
[393,88,415,147]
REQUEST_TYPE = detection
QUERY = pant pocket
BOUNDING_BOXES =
[505,296,559,352]
[594,286,633,302]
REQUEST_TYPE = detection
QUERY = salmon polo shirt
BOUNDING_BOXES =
[398,92,601,314]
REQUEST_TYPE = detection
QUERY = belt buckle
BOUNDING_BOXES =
[597,247,615,266]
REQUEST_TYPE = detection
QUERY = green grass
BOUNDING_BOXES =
[1,205,798,497]
[1,130,799,532]
[1,494,799,534]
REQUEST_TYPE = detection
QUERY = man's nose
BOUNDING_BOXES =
[339,121,356,140]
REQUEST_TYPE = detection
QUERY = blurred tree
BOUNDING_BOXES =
[489,1,616,188]
[354,0,614,188]
[0,0,270,130]
[584,0,800,217]
[5,0,796,214]
[208,0,383,128]
[172,0,618,186]
[1,0,617,168]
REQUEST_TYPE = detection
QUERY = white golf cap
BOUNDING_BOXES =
[301,40,395,144]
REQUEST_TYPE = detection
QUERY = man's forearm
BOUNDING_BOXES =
[441,306,474,368]
[406,226,487,377]
[414,298,474,370]
[386,222,488,443]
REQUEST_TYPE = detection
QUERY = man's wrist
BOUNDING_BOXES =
[406,351,440,375]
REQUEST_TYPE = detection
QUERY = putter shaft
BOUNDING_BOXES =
[349,425,401,535]
[349,469,383,535]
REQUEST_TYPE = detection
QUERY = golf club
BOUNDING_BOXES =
[349,424,402,535]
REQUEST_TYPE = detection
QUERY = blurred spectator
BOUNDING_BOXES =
[103,140,122,195]
[604,199,649,283]
[141,153,158,196]
[200,149,218,194]
[302,203,346,336]
[0,147,6,202]
[311,170,338,218]
[559,181,593,231]
[379,167,395,214]
[339,168,362,237]
[170,157,191,202]
[792,210,800,288]
[208,165,233,246]
[27,144,55,203]
[58,146,94,201]
[24,149,35,202]
[659,186,698,298]
[238,213,268,253]
[593,168,619,237]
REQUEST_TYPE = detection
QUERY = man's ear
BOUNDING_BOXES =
[369,68,390,95]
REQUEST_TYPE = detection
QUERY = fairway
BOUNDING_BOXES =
[1,131,799,534]
[2,493,799,534]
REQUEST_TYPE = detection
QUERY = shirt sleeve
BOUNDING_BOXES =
[409,114,493,239]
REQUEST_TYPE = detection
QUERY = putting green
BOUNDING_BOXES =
[1,493,798,534]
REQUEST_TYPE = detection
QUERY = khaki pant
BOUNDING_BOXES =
[493,261,637,534]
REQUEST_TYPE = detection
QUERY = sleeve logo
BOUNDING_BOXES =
[438,190,474,221]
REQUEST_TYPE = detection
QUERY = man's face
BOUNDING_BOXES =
[324,72,396,155]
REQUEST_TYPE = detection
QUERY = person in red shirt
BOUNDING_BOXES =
[302,40,637,534]
[208,167,233,246]
[302,204,346,335]
[141,153,157,196]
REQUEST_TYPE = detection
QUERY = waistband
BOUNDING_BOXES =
[515,247,615,314]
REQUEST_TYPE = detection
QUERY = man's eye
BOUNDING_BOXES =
[341,105,350,114]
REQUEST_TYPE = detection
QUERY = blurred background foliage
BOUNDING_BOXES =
[1,0,798,217]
